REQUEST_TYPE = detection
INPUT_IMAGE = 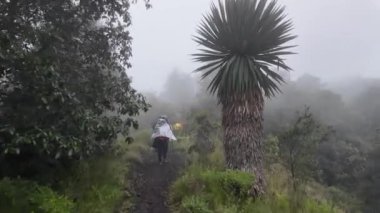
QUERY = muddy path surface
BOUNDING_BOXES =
[126,147,185,213]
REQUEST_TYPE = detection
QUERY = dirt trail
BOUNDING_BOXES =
[127,147,185,213]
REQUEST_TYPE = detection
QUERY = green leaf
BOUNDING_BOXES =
[193,0,296,99]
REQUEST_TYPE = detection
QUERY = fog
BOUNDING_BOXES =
[128,2,380,210]
[134,68,380,211]
[129,0,380,148]
[129,0,380,93]
[2,1,379,212]
[139,69,380,132]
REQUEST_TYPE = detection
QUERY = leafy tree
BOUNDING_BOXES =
[193,0,296,196]
[318,135,366,191]
[0,0,149,176]
[278,108,330,191]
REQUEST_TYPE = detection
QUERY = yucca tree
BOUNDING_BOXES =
[193,0,296,196]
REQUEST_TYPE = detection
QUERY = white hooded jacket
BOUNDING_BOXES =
[151,118,177,141]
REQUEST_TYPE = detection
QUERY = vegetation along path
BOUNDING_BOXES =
[126,145,185,213]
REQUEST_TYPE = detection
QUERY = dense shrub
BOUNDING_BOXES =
[0,178,74,213]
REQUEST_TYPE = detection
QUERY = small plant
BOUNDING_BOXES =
[181,196,213,213]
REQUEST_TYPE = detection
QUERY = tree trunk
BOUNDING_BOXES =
[221,89,266,197]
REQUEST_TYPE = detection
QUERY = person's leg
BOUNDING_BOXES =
[162,139,169,162]
[155,138,163,163]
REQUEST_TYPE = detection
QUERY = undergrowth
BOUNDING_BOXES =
[169,137,347,213]
[0,130,150,213]
[0,178,74,213]
[61,130,150,212]
[170,164,342,213]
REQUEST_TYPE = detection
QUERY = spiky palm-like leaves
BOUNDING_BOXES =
[194,0,296,99]
[193,0,296,196]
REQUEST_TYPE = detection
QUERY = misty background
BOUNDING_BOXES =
[129,0,380,137]
[129,0,380,94]
[127,3,380,209]
[1,0,379,212]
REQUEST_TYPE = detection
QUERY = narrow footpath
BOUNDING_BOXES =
[124,147,185,213]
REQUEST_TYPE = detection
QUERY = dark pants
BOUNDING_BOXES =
[154,137,169,162]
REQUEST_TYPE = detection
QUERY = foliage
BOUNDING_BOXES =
[154,71,376,212]
[171,109,352,212]
[264,134,280,165]
[193,0,296,98]
[60,132,149,212]
[57,154,125,213]
[193,0,296,196]
[0,178,74,213]
[0,134,149,213]
[278,108,330,190]
[267,164,361,213]
[261,75,380,212]
[207,139,225,169]
[0,1,151,210]
[181,196,213,213]
[170,164,341,213]
[318,135,367,191]
[241,195,337,213]
[362,143,380,212]
[0,0,149,169]
[188,112,218,162]
[0,132,149,213]
[170,165,254,212]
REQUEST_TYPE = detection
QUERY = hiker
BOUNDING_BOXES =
[152,115,171,130]
[151,116,177,164]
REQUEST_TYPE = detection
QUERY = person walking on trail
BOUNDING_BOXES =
[151,115,177,165]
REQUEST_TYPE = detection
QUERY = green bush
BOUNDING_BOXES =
[170,165,254,212]
[170,166,341,213]
[0,178,74,213]
[200,169,253,204]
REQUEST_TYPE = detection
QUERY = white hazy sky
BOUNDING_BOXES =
[128,0,380,92]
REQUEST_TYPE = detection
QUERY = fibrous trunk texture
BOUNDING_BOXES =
[221,89,266,197]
